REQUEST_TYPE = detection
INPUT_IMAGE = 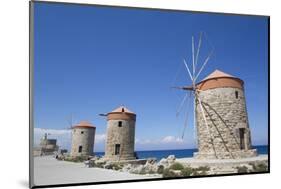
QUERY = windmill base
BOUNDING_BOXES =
[103,155,136,161]
[193,149,257,159]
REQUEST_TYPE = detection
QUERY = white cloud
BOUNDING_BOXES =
[134,135,193,150]
[95,134,106,143]
[135,138,154,145]
[135,135,184,145]
[34,128,70,136]
[161,136,184,144]
[34,128,191,151]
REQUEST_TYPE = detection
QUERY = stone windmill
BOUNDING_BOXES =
[175,32,257,159]
[100,106,136,161]
[70,121,96,157]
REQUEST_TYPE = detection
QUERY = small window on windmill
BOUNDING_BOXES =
[235,91,239,99]
[78,146,83,153]
[81,131,84,134]
[115,144,120,155]
[118,121,122,127]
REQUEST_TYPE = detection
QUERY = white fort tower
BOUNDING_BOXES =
[104,106,136,161]
[70,121,96,157]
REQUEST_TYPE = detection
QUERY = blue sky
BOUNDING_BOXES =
[33,2,268,151]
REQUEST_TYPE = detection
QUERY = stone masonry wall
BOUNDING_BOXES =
[71,128,95,157]
[105,119,135,161]
[194,87,257,159]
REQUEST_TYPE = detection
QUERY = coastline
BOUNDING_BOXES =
[95,145,268,161]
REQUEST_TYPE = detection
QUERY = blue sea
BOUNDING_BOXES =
[95,145,268,161]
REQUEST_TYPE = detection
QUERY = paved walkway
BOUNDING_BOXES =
[34,156,159,186]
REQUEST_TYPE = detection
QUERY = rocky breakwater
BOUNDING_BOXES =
[85,155,181,176]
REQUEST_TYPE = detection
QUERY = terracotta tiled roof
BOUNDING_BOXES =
[202,69,236,81]
[73,121,95,128]
[110,106,135,114]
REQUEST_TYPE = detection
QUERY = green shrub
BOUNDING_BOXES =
[148,169,156,174]
[236,166,248,173]
[193,166,210,175]
[181,167,193,176]
[139,168,147,175]
[157,165,164,174]
[64,156,88,163]
[161,165,210,178]
[196,166,210,172]
[95,162,105,168]
[104,164,113,169]
[162,168,178,178]
[112,163,122,170]
[251,163,268,172]
[169,163,184,170]
[180,166,210,176]
[76,156,88,162]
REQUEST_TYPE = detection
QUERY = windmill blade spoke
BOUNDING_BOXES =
[195,32,203,71]
[194,49,214,82]
[196,92,212,141]
[171,59,184,88]
[181,91,192,139]
[171,86,184,90]
[176,92,189,117]
[192,36,195,77]
[183,59,193,82]
[66,114,74,129]
[181,106,189,139]
[193,93,197,141]
[173,32,215,143]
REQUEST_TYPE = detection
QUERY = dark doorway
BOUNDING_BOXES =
[78,146,83,153]
[115,144,120,155]
[239,128,246,150]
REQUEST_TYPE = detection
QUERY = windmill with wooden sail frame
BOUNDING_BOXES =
[174,32,257,159]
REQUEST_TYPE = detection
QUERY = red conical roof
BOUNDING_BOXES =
[107,106,136,121]
[201,69,236,81]
[196,69,244,91]
[73,121,95,129]
[110,106,135,114]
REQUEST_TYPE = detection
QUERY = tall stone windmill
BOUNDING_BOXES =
[100,106,136,161]
[176,32,257,159]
